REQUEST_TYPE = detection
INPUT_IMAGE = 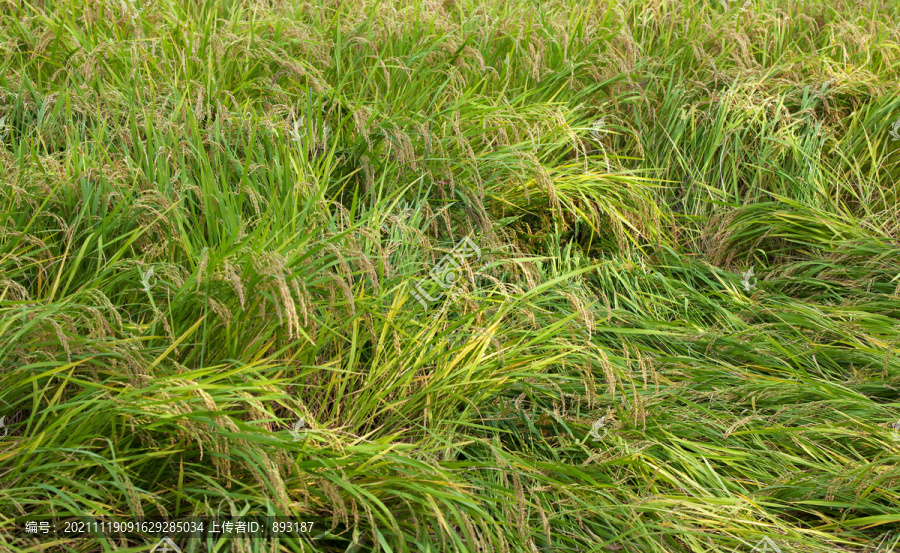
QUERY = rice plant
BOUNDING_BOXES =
[2,0,900,551]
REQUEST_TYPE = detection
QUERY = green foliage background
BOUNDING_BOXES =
[2,0,900,551]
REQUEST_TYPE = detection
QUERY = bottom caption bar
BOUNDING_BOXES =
[14,517,326,540]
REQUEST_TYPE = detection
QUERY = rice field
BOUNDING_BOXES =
[2,0,900,551]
